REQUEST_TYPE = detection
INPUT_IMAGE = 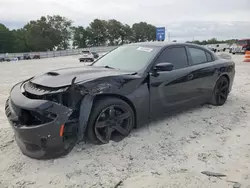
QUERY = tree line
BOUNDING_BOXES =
[0,15,156,53]
[186,38,237,45]
[0,15,238,53]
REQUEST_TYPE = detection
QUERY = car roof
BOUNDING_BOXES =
[127,41,172,47]
[126,41,206,49]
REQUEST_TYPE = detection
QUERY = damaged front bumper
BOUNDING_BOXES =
[5,83,76,159]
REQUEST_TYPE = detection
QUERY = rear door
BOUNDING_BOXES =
[149,45,200,116]
[186,46,217,99]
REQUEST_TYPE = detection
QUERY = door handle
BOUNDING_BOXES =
[187,74,193,80]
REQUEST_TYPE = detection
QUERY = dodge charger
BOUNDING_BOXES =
[5,42,235,159]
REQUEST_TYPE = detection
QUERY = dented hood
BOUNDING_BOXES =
[30,66,135,88]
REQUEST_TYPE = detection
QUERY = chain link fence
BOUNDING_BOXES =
[0,46,118,59]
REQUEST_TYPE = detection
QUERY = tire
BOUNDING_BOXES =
[210,76,229,106]
[86,97,135,144]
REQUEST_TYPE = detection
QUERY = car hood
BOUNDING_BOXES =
[30,66,136,88]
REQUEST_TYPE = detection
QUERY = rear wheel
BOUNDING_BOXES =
[87,97,135,144]
[210,76,229,106]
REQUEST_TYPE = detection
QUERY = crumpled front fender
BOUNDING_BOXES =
[77,94,94,142]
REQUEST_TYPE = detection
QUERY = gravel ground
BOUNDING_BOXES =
[0,54,250,188]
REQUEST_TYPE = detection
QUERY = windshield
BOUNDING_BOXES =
[92,45,160,72]
[82,51,90,54]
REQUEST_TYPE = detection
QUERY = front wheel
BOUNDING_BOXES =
[87,97,135,144]
[210,76,229,106]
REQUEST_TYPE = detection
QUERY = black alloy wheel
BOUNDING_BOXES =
[211,76,229,106]
[87,97,135,144]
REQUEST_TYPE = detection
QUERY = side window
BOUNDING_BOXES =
[189,48,207,65]
[206,52,212,62]
[156,47,188,70]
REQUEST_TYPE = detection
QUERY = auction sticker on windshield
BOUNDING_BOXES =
[137,47,153,52]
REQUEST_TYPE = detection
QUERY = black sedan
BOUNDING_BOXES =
[5,42,235,159]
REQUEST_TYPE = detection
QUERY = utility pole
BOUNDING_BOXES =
[97,31,99,47]
[168,32,170,42]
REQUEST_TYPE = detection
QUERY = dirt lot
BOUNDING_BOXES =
[0,54,249,188]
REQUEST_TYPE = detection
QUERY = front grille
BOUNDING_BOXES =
[24,82,68,95]
[23,81,72,106]
[23,90,72,107]
[23,83,83,108]
[22,81,83,111]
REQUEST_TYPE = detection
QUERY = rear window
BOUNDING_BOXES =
[189,48,207,65]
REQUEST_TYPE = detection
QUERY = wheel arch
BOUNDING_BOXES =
[210,73,230,106]
[219,74,230,85]
[93,94,137,127]
[211,73,230,95]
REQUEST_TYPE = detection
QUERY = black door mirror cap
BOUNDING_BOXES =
[154,62,174,72]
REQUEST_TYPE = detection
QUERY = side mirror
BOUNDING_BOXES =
[154,62,173,72]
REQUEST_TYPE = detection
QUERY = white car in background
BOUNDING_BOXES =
[229,43,237,54]
[79,50,94,62]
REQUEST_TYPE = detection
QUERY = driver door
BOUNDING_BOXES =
[149,46,198,117]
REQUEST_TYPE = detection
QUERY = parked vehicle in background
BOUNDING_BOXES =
[5,42,235,159]
[33,55,41,59]
[229,43,237,53]
[206,44,218,52]
[0,57,17,62]
[232,39,250,54]
[79,50,95,62]
[1,57,11,62]
[213,43,229,52]
[206,46,216,52]
[23,53,32,60]
[91,52,99,59]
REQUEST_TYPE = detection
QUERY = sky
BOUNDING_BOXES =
[1,0,250,41]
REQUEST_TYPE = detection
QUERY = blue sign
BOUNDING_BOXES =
[156,27,165,41]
